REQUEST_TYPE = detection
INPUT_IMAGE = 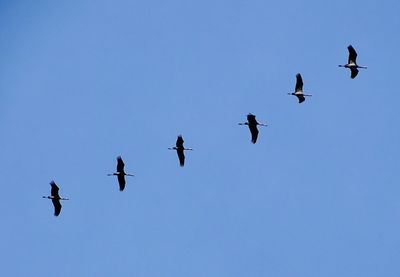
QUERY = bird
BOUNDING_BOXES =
[238,113,267,143]
[42,181,69,216]
[107,156,134,191]
[338,45,367,79]
[288,73,312,103]
[168,135,193,167]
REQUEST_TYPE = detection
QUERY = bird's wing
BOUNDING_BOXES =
[117,175,126,191]
[350,67,359,79]
[176,136,184,148]
[247,114,258,125]
[52,199,62,216]
[249,125,259,144]
[50,181,60,198]
[177,149,185,167]
[296,94,305,103]
[116,156,125,173]
[295,74,303,92]
[348,45,357,64]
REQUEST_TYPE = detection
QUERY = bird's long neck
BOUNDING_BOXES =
[184,148,193,151]
[258,123,268,127]
[43,196,69,200]
[111,172,134,176]
[358,65,367,69]
[238,122,249,125]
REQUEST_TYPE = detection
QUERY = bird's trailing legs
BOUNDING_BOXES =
[338,64,367,69]
[238,122,268,127]
[287,93,312,97]
[107,172,134,177]
[168,147,194,151]
[42,196,69,200]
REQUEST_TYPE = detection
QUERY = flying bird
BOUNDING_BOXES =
[238,113,267,143]
[168,135,193,166]
[288,73,312,103]
[338,45,367,79]
[108,156,134,191]
[42,181,69,216]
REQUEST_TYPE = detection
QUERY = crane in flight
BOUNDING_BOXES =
[288,73,312,103]
[108,156,134,191]
[42,181,69,216]
[338,45,367,79]
[168,135,193,166]
[238,113,267,143]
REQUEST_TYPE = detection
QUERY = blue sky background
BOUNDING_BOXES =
[1,0,400,276]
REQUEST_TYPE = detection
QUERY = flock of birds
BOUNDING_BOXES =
[42,45,367,216]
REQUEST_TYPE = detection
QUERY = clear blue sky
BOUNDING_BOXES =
[1,0,400,276]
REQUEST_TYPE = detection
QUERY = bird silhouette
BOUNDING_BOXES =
[239,113,267,143]
[168,135,193,166]
[338,45,367,79]
[108,156,134,191]
[42,181,69,216]
[288,73,312,103]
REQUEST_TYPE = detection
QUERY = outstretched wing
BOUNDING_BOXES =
[348,45,357,64]
[350,67,359,79]
[177,149,185,166]
[50,181,60,198]
[247,114,257,125]
[296,94,305,103]
[116,156,125,173]
[117,175,126,191]
[52,199,62,216]
[249,125,259,143]
[295,73,303,92]
[176,136,184,148]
